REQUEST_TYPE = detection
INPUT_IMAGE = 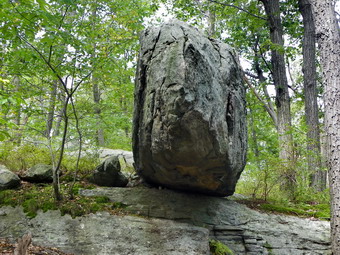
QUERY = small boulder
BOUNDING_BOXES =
[99,148,135,169]
[22,164,53,183]
[0,165,21,190]
[89,156,128,187]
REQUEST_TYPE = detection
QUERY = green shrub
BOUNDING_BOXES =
[0,142,51,172]
[61,154,100,179]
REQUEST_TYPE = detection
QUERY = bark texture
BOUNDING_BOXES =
[92,75,104,146]
[309,0,340,253]
[260,0,295,195]
[298,0,326,191]
[133,20,247,196]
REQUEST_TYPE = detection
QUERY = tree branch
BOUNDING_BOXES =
[244,75,278,128]
[207,0,267,20]
[9,0,36,24]
[18,35,68,93]
[244,70,259,79]
[258,43,273,76]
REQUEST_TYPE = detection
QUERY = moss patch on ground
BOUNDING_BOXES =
[0,182,127,218]
[237,199,330,220]
[260,203,330,219]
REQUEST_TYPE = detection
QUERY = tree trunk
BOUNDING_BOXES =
[53,88,65,137]
[298,0,325,191]
[13,76,22,144]
[91,7,105,147]
[92,74,105,146]
[45,79,58,138]
[309,0,340,252]
[259,0,295,196]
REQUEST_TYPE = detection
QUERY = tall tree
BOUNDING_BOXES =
[298,0,325,191]
[309,0,340,252]
[259,0,295,195]
[90,6,105,146]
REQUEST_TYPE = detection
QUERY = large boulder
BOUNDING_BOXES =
[21,164,53,183]
[89,156,128,187]
[0,165,21,190]
[133,20,247,196]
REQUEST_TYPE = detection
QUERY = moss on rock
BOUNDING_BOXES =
[209,240,234,255]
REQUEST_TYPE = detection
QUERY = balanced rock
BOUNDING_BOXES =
[22,164,53,183]
[133,20,247,196]
[0,165,21,190]
[89,156,128,187]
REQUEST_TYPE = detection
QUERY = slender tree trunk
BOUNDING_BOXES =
[53,88,65,137]
[92,74,104,146]
[259,0,295,196]
[253,38,278,127]
[249,104,261,171]
[53,96,70,201]
[91,7,104,147]
[310,0,340,253]
[45,79,58,138]
[13,76,22,144]
[298,0,325,191]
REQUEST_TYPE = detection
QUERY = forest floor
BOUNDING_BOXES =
[236,198,330,220]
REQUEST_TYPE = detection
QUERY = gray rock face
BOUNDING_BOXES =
[21,164,53,183]
[133,20,247,196]
[0,165,20,190]
[0,207,209,255]
[0,187,331,254]
[89,156,128,187]
[81,187,331,255]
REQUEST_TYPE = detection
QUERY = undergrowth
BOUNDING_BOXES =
[259,202,330,219]
[236,198,330,220]
[0,182,127,218]
[235,174,330,220]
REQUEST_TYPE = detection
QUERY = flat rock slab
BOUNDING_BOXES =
[0,206,209,255]
[81,187,331,255]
